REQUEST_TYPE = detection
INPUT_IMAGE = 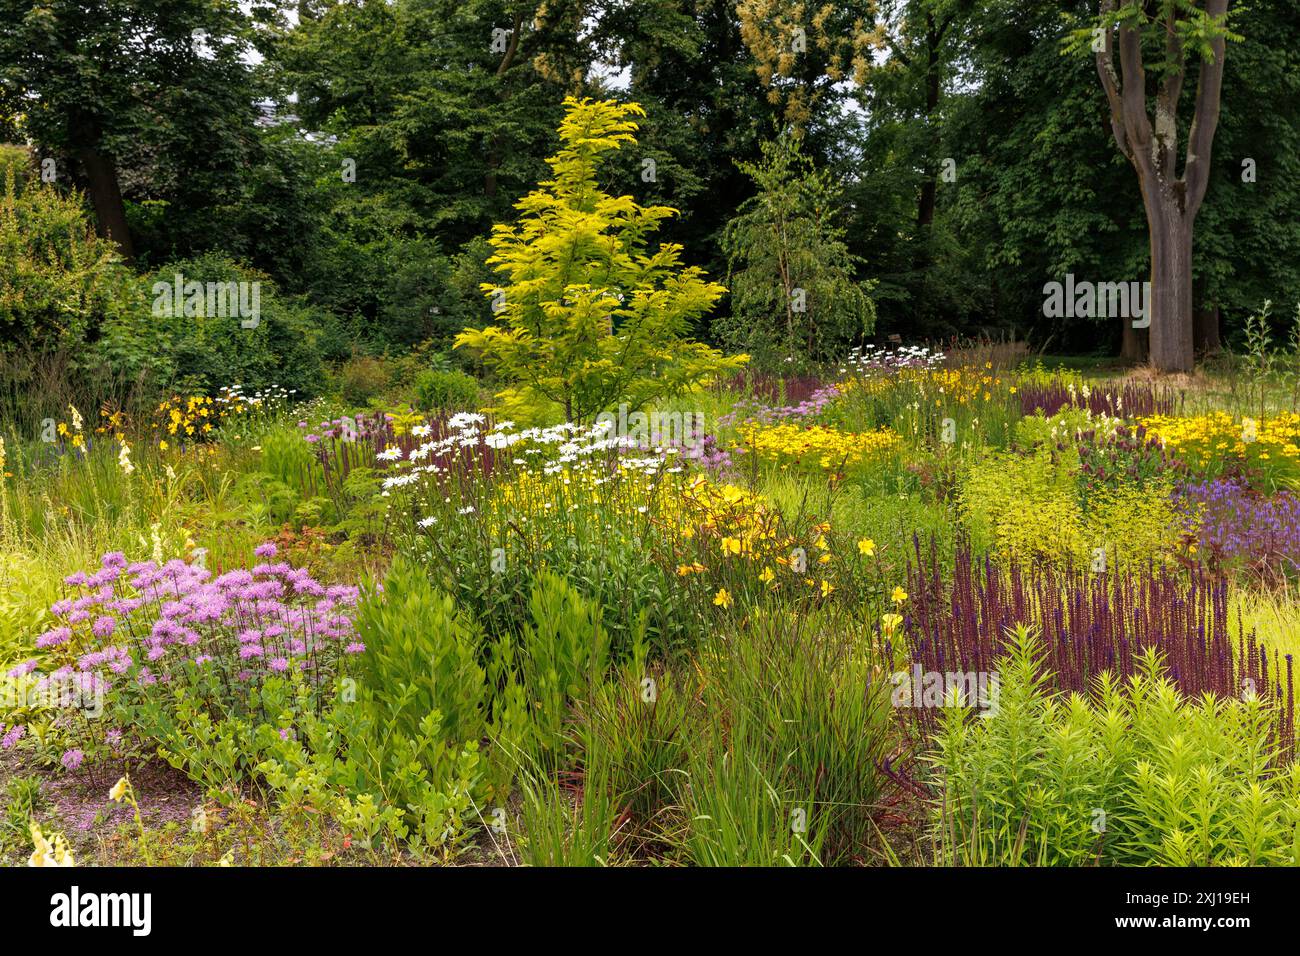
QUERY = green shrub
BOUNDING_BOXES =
[413,368,479,412]
[336,354,390,406]
[352,559,491,755]
[98,253,327,397]
[0,145,31,187]
[932,625,1300,866]
[455,97,745,423]
[336,560,499,847]
[960,447,1180,567]
[0,166,135,359]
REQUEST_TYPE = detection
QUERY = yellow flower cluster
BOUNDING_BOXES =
[742,422,901,472]
[1141,412,1300,474]
[152,388,250,446]
[841,366,1005,405]
[53,403,86,449]
[28,823,75,867]
[473,455,862,601]
[668,476,787,558]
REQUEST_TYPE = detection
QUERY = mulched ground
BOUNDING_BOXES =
[0,746,204,864]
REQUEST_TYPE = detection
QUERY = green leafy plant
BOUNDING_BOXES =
[520,570,613,762]
[719,132,876,371]
[932,624,1300,866]
[413,368,479,412]
[0,166,133,361]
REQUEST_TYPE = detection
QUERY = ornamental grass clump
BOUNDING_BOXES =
[903,537,1295,759]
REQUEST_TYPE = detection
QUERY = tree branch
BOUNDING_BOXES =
[1116,5,1155,179]
[1095,0,1132,161]
[1154,9,1184,181]
[1184,0,1230,216]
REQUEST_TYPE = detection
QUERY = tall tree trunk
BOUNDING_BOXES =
[1194,303,1221,354]
[1146,199,1194,372]
[1094,0,1229,374]
[1120,312,1146,363]
[78,147,134,262]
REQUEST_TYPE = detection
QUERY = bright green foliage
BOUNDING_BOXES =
[0,167,132,356]
[719,132,876,371]
[97,253,326,397]
[456,97,746,424]
[337,560,501,846]
[520,570,612,760]
[413,367,480,412]
[351,559,490,755]
[933,625,1300,866]
[960,446,1180,567]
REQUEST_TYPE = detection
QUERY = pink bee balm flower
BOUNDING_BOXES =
[36,627,72,649]
[7,659,39,678]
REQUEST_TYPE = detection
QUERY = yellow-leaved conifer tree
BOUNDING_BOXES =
[455,97,746,424]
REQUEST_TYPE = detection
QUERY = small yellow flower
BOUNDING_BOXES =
[881,612,903,636]
[819,579,835,597]
[758,566,775,584]
[857,538,875,557]
[28,823,75,867]
[891,586,908,605]
[109,777,129,802]
[713,588,733,609]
